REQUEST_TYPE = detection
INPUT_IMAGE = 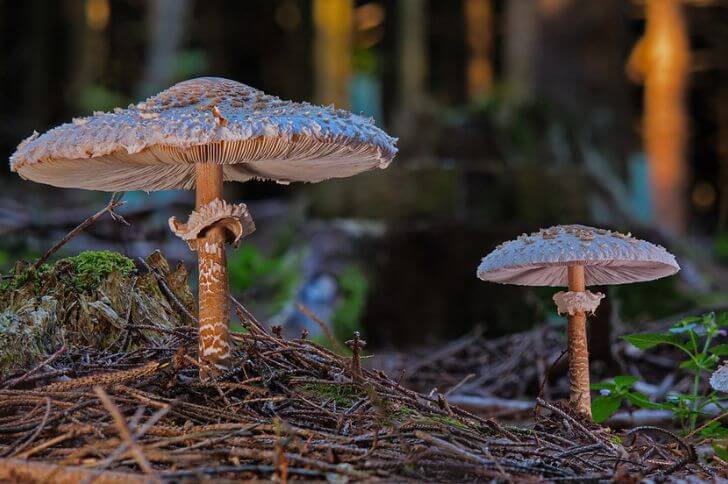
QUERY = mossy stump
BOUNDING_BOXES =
[0,250,195,374]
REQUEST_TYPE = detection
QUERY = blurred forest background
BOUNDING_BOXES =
[0,0,727,350]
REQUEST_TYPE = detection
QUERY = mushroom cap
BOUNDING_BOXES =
[477,225,679,287]
[710,362,728,393]
[10,77,397,191]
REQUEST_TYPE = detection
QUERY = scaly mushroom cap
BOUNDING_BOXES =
[477,224,679,286]
[10,77,398,191]
[711,362,728,393]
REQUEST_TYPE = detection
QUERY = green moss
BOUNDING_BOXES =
[392,406,419,422]
[3,251,136,295]
[299,383,362,406]
[390,405,470,430]
[3,261,35,292]
[395,406,416,417]
[419,414,470,430]
[54,251,136,292]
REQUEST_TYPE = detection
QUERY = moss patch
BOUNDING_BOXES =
[3,251,136,295]
[388,405,471,430]
[53,251,136,292]
[425,415,470,430]
[299,383,363,406]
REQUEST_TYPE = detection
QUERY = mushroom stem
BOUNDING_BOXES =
[195,163,231,377]
[566,264,591,417]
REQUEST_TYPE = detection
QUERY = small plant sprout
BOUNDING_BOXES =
[346,331,367,384]
[10,77,397,378]
[477,225,679,418]
[594,312,728,435]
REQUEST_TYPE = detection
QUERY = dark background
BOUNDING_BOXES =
[1,0,726,349]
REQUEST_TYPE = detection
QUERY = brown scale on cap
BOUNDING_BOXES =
[140,77,260,112]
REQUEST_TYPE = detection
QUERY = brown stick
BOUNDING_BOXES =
[566,265,591,417]
[94,387,158,479]
[4,398,51,457]
[195,163,231,377]
[0,458,150,484]
[34,193,128,268]
[296,304,346,354]
[2,344,66,389]
[345,332,366,384]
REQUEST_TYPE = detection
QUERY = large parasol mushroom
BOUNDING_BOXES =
[477,225,679,417]
[10,77,397,377]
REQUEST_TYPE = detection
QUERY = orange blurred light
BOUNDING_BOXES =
[355,2,385,31]
[86,0,110,31]
[313,0,353,107]
[692,182,717,210]
[630,0,690,234]
[539,0,573,17]
[465,0,493,99]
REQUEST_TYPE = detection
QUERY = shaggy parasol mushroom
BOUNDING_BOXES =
[477,225,679,417]
[10,77,397,376]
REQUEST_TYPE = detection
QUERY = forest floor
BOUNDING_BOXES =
[0,197,724,481]
[0,283,721,482]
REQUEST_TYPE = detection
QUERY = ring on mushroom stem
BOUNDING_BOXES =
[477,224,680,418]
[10,77,398,378]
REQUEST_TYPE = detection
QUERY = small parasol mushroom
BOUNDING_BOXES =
[10,77,397,377]
[477,224,680,417]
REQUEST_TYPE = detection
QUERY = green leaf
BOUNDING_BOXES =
[625,392,666,410]
[590,382,616,391]
[613,376,639,389]
[699,422,728,439]
[710,344,728,356]
[669,323,698,334]
[679,316,703,325]
[717,313,728,328]
[712,440,728,461]
[680,353,717,372]
[592,395,622,423]
[623,333,680,350]
[679,359,700,371]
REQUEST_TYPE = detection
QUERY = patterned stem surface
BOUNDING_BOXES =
[197,226,231,375]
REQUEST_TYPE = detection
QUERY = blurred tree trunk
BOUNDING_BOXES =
[66,0,110,109]
[395,0,428,141]
[504,0,538,101]
[398,0,428,114]
[718,86,728,229]
[534,0,633,170]
[627,0,690,235]
[464,0,493,101]
[313,0,353,107]
[138,0,192,97]
[27,0,50,127]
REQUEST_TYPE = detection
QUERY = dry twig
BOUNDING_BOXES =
[35,193,128,268]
